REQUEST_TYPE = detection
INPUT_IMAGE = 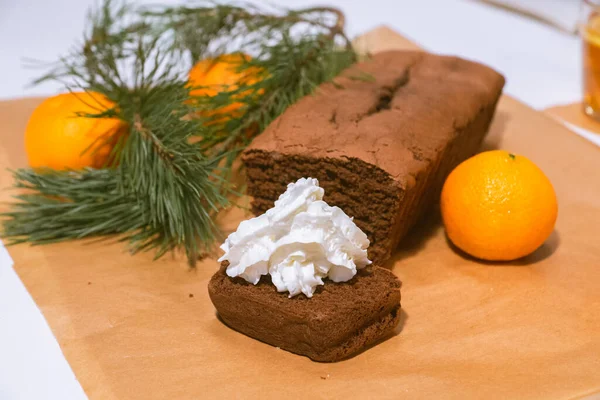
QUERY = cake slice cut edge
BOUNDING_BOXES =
[208,263,402,362]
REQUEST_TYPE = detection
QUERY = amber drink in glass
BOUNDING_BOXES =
[582,0,600,120]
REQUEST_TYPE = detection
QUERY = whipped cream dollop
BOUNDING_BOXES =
[218,177,371,297]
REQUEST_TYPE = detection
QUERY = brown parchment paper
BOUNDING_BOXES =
[1,27,600,400]
[546,102,600,136]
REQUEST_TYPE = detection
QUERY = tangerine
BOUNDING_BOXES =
[187,53,262,122]
[25,92,126,170]
[441,150,558,261]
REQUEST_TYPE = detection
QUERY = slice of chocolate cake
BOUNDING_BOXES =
[242,50,505,264]
[208,264,401,362]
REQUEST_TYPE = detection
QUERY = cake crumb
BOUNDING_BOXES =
[320,374,330,380]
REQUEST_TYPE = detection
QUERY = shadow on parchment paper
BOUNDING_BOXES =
[335,308,408,362]
[445,229,561,266]
[385,208,442,269]
[480,109,509,151]
[213,307,408,363]
[383,110,510,269]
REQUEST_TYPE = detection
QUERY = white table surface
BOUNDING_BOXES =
[0,1,592,399]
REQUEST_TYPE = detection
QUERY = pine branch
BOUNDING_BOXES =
[1,0,357,266]
[2,169,140,245]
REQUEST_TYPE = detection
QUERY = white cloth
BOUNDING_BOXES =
[0,241,87,400]
[479,0,581,33]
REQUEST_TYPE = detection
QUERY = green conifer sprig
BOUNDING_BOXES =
[1,0,356,265]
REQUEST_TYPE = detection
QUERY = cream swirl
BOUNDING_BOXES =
[218,177,371,297]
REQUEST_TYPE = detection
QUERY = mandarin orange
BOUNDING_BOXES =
[441,150,558,261]
[25,92,126,170]
[187,53,262,121]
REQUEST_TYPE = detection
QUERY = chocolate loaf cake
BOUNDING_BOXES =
[242,50,505,264]
[208,264,401,362]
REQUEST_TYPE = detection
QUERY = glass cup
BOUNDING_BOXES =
[581,0,600,120]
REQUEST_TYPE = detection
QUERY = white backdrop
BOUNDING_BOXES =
[0,0,582,109]
[0,1,587,399]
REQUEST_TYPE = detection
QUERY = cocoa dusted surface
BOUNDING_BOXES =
[208,264,401,362]
[243,50,505,264]
[246,50,504,182]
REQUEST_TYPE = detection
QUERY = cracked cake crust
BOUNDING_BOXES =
[243,50,505,264]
